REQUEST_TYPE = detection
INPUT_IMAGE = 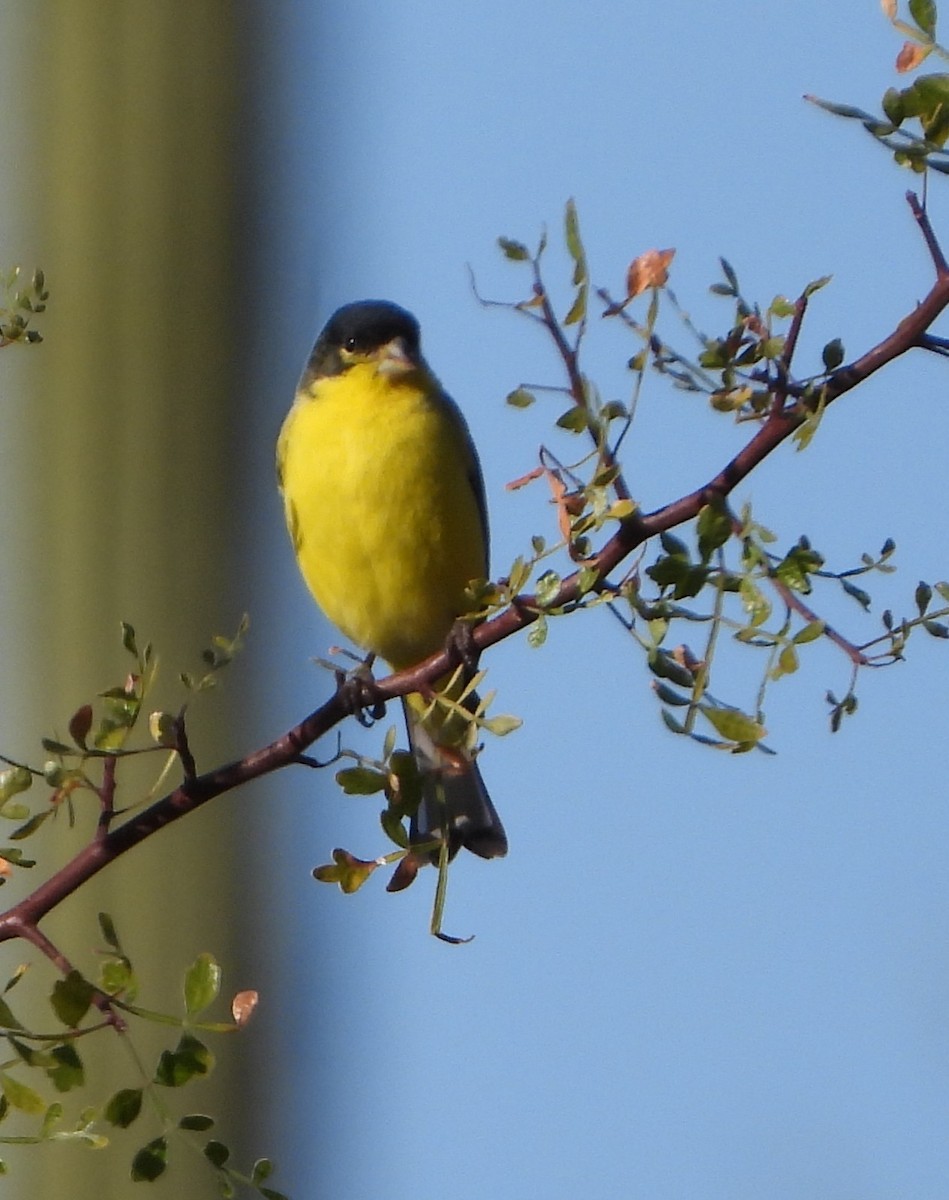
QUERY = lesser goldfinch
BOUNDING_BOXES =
[277,300,507,861]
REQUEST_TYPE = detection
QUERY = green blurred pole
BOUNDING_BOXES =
[3,5,249,1194]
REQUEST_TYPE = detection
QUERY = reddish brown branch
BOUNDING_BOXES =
[769,576,871,667]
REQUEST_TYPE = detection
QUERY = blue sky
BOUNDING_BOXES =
[240,3,949,1198]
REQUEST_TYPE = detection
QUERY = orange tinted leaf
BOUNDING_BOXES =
[505,466,545,491]
[896,41,930,72]
[625,248,675,301]
[881,0,897,16]
[231,990,259,1028]
[387,853,422,892]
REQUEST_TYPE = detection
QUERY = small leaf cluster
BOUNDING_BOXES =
[810,1,949,175]
[314,674,522,895]
[0,618,248,875]
[625,511,908,748]
[0,917,280,1196]
[180,615,249,692]
[0,267,47,346]
[609,257,841,436]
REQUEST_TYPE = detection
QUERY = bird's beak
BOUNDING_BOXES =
[375,337,416,376]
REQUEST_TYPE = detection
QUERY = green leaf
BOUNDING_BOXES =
[380,807,409,849]
[720,257,740,293]
[40,1101,64,1137]
[105,1088,143,1128]
[648,650,696,689]
[204,1139,230,1168]
[121,621,138,658]
[527,614,548,649]
[803,274,832,298]
[0,995,24,1031]
[923,618,949,637]
[883,87,905,125]
[915,580,932,615]
[793,619,826,645]
[774,540,823,594]
[696,503,732,561]
[555,405,588,433]
[771,643,800,679]
[841,580,871,610]
[10,808,51,841]
[99,956,136,999]
[131,1137,168,1182]
[184,953,222,1017]
[497,237,529,261]
[0,767,32,806]
[98,911,121,952]
[910,0,937,37]
[653,681,691,707]
[179,1113,215,1131]
[50,971,95,1029]
[252,1159,275,1184]
[506,387,535,408]
[564,198,586,281]
[564,284,587,326]
[660,531,689,558]
[661,708,687,735]
[534,570,562,608]
[46,1044,84,1093]
[154,1033,214,1087]
[479,714,523,737]
[821,338,844,371]
[699,705,765,745]
[335,767,387,795]
[312,849,378,894]
[576,564,600,595]
[646,555,708,600]
[0,1072,45,1114]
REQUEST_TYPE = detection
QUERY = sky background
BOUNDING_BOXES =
[225,2,949,1198]
[4,3,947,1198]
[230,3,949,1197]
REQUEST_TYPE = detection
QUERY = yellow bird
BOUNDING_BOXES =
[277,300,507,861]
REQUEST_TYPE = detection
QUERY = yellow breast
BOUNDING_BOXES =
[277,362,488,671]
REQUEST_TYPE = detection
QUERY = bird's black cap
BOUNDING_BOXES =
[303,300,422,384]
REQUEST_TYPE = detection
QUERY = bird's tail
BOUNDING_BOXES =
[402,695,508,861]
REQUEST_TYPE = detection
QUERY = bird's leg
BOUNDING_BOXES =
[334,652,386,727]
[445,619,480,683]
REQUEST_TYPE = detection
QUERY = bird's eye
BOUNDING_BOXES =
[343,336,358,352]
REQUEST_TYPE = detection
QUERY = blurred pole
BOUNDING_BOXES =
[1,5,250,1195]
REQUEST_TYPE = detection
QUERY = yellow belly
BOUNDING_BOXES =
[278,363,487,671]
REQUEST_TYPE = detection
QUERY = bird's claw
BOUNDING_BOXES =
[446,619,480,680]
[335,658,386,727]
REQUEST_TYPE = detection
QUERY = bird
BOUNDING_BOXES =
[276,300,508,863]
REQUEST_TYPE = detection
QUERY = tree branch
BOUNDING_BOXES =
[3,192,949,956]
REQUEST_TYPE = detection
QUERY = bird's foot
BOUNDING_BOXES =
[335,655,386,727]
[445,619,480,681]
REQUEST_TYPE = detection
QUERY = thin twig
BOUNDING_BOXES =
[768,575,871,667]
[907,190,949,277]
